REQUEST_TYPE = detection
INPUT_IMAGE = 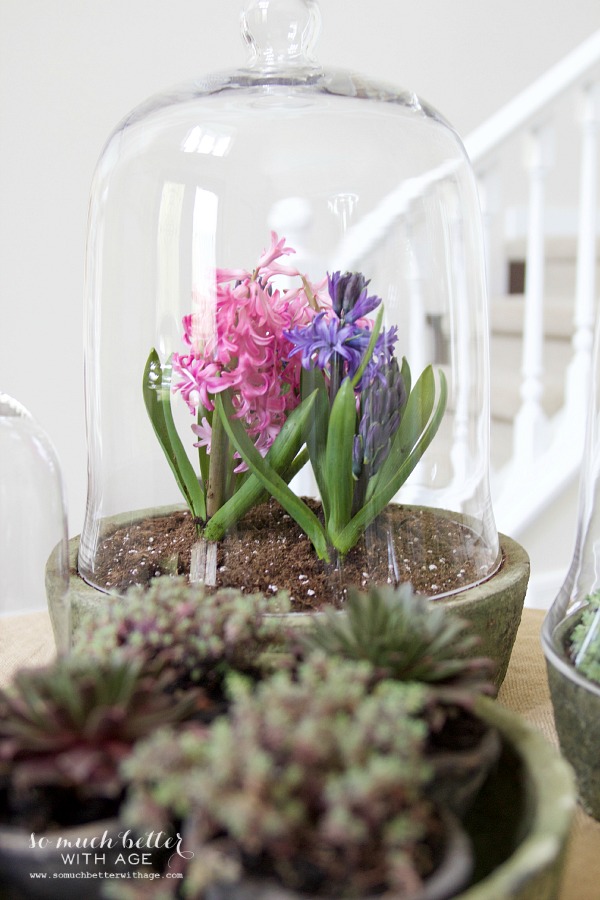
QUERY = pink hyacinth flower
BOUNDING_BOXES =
[173,232,323,462]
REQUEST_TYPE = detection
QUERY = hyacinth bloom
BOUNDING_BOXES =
[284,268,399,393]
[354,356,407,479]
[284,268,404,506]
[172,232,324,464]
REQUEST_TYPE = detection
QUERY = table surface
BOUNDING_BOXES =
[1,607,599,899]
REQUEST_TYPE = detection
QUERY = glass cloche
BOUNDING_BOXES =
[78,0,500,606]
[542,304,600,677]
[542,309,600,818]
[0,394,69,653]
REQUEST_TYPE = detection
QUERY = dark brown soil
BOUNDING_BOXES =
[88,500,498,610]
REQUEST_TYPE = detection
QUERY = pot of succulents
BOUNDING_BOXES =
[116,649,575,900]
[120,654,475,900]
[542,587,600,820]
[302,582,502,818]
[59,234,529,684]
[0,656,195,899]
[71,576,296,720]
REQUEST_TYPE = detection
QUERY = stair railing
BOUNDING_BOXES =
[465,29,600,535]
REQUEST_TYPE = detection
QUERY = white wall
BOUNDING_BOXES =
[1,0,599,538]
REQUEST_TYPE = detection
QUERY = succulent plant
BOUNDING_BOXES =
[304,582,498,795]
[0,656,194,830]
[122,654,441,898]
[569,589,600,683]
[304,582,494,688]
[72,576,293,700]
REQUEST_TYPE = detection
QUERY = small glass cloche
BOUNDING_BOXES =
[542,314,600,819]
[78,0,501,610]
[0,394,69,653]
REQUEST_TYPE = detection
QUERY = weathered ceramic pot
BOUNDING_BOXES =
[48,506,529,688]
[455,697,575,899]
[542,609,600,820]
[270,513,529,688]
[427,719,501,819]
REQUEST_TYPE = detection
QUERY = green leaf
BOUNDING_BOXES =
[301,367,330,517]
[350,305,384,389]
[204,392,316,541]
[283,446,310,484]
[142,349,206,522]
[212,391,330,561]
[336,367,447,555]
[324,377,357,542]
[400,356,411,401]
[368,364,436,500]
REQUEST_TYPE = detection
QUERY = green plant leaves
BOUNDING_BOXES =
[324,377,357,541]
[335,366,448,555]
[215,389,330,560]
[143,343,447,564]
[143,349,206,523]
[204,394,314,542]
[350,305,384,390]
[301,366,330,518]
[210,362,446,560]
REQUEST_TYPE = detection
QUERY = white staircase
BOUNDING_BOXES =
[465,30,600,607]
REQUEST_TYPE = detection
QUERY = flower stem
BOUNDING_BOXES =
[329,352,344,408]
[351,464,370,517]
[207,409,229,518]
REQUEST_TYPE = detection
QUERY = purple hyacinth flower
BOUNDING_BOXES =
[353,355,407,477]
[284,312,364,373]
[346,289,383,324]
[350,325,399,388]
[327,271,383,323]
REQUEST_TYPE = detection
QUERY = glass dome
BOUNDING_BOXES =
[542,312,600,692]
[79,0,499,604]
[0,394,69,653]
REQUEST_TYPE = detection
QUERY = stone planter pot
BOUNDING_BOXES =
[455,696,575,899]
[542,609,600,820]
[276,529,529,689]
[48,506,529,688]
[427,720,501,820]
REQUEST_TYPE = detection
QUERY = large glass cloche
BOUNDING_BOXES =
[78,0,500,606]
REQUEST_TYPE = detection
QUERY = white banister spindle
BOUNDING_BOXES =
[564,80,600,431]
[464,33,600,541]
[512,123,554,464]
[476,162,505,298]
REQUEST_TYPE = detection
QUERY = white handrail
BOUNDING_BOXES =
[465,29,600,163]
[475,30,600,552]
